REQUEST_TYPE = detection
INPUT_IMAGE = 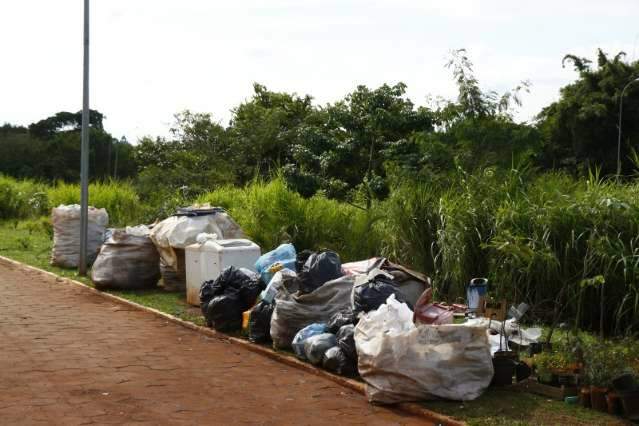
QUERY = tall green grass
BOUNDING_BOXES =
[488,171,639,333]
[47,180,142,227]
[196,177,381,261]
[3,170,639,334]
[0,174,48,219]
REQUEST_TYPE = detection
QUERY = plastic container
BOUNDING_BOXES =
[254,243,296,285]
[466,278,488,314]
[564,396,579,405]
[185,239,261,306]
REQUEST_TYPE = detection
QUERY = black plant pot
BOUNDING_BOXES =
[492,356,516,386]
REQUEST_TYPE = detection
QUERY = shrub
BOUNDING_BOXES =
[0,174,48,219]
[47,180,142,227]
[489,172,639,332]
[197,177,380,260]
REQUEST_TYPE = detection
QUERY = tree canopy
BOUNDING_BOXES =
[538,49,639,174]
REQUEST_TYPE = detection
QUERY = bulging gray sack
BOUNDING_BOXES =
[355,295,493,404]
[270,275,355,350]
[51,205,108,268]
[91,227,160,290]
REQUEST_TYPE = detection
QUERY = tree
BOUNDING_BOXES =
[405,49,539,176]
[285,83,433,204]
[228,83,314,183]
[0,111,133,182]
[134,111,235,201]
[537,49,639,174]
[28,109,104,140]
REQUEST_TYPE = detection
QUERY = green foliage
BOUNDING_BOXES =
[487,172,639,332]
[229,83,314,183]
[582,338,639,386]
[196,176,381,260]
[0,112,136,183]
[376,179,443,275]
[538,49,639,174]
[534,351,576,378]
[47,180,142,227]
[285,83,433,203]
[0,175,48,219]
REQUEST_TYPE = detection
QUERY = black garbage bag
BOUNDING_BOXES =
[352,273,410,315]
[204,294,244,331]
[336,324,357,361]
[327,309,357,334]
[249,301,275,343]
[199,266,265,331]
[304,333,337,365]
[323,346,358,376]
[298,251,343,294]
[296,249,314,272]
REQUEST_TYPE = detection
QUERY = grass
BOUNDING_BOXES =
[196,177,382,261]
[423,388,626,426]
[0,217,632,426]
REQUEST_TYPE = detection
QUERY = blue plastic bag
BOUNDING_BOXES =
[255,243,297,284]
[291,323,327,359]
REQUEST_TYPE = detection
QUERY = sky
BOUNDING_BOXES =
[1,0,638,142]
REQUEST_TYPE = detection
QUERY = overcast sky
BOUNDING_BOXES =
[1,0,638,142]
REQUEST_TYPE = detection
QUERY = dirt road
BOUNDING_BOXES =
[0,261,428,425]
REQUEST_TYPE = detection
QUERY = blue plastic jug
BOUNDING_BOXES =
[467,278,488,313]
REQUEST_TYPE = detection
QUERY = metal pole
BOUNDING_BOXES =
[618,77,639,180]
[79,0,90,275]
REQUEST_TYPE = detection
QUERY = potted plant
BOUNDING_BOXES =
[534,349,578,387]
[583,340,627,413]
[534,352,555,385]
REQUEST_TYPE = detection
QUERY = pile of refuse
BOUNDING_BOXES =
[50,204,244,292]
[198,244,503,403]
[49,203,542,405]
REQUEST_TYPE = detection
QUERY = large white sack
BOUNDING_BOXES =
[149,207,244,270]
[91,228,160,290]
[51,204,109,268]
[355,295,493,404]
[270,275,355,350]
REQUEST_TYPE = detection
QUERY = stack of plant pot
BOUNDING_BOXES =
[578,346,637,420]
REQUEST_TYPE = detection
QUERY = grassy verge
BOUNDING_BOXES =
[0,219,629,425]
[422,388,625,426]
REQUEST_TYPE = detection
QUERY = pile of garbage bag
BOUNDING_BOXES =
[40,198,536,408]
[291,322,357,376]
[91,225,160,290]
[199,266,264,331]
[192,241,510,404]
[51,205,109,268]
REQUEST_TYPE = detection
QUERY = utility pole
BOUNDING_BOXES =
[79,0,90,275]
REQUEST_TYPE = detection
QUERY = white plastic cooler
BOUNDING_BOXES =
[185,239,261,306]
